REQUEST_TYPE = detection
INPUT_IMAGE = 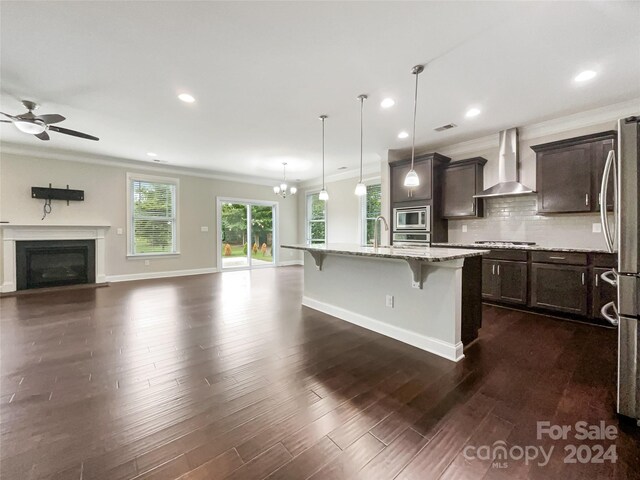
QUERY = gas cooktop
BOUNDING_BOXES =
[474,241,537,246]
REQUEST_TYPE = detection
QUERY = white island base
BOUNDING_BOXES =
[286,245,486,362]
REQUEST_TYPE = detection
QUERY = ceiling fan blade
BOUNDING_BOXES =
[0,111,18,121]
[35,131,50,141]
[36,114,66,124]
[48,125,99,141]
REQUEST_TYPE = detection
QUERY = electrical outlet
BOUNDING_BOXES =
[116,228,123,235]
[385,295,394,308]
[144,260,150,266]
[462,225,468,233]
[592,223,602,233]
[200,226,209,232]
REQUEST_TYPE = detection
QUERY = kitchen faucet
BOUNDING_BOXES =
[373,215,389,249]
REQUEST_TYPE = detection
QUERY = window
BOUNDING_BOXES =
[306,192,326,244]
[361,183,382,245]
[127,174,178,255]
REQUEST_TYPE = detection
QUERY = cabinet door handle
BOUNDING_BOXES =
[595,274,598,287]
[471,201,475,212]
[492,264,495,275]
[585,193,589,206]
[549,256,566,260]
[581,272,585,285]
[497,265,500,275]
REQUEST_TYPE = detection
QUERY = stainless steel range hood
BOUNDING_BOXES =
[473,128,535,198]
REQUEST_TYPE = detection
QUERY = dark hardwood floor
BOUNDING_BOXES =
[1,266,638,480]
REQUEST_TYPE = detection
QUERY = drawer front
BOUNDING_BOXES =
[483,250,528,262]
[592,253,617,268]
[530,251,588,265]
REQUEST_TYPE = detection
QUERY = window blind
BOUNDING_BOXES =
[131,179,176,254]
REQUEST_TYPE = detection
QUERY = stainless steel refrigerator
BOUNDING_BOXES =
[600,116,640,423]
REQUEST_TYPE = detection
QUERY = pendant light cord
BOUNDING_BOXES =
[410,69,420,171]
[359,97,364,182]
[321,116,326,189]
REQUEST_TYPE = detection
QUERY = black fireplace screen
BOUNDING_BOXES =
[16,240,96,290]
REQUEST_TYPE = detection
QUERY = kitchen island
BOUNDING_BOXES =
[281,243,488,362]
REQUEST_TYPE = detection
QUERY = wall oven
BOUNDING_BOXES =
[392,232,430,245]
[394,206,430,231]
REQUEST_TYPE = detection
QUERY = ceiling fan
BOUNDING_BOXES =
[0,100,99,141]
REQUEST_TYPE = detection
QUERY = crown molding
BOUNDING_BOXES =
[0,142,293,188]
[391,97,640,159]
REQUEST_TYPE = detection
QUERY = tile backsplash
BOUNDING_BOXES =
[447,194,609,249]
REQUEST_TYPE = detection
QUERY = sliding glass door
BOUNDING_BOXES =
[250,205,274,267]
[219,199,276,270]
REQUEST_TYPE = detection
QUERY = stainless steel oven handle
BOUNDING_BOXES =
[599,150,615,253]
[600,301,619,327]
[600,269,618,287]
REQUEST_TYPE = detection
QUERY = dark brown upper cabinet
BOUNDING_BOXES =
[389,153,450,204]
[442,157,487,218]
[531,131,616,214]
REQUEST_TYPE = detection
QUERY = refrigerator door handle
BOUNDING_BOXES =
[601,301,619,326]
[599,149,616,253]
[601,269,618,287]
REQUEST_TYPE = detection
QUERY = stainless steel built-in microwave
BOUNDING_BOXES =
[394,205,430,231]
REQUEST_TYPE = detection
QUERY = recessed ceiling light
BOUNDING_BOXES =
[380,98,395,109]
[178,93,195,103]
[397,131,409,139]
[574,70,597,83]
[465,107,481,118]
[147,152,157,157]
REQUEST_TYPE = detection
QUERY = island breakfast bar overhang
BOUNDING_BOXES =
[281,244,488,362]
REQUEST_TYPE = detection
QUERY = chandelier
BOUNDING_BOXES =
[273,162,297,198]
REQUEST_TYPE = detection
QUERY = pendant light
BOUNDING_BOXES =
[354,94,367,196]
[273,162,297,198]
[318,115,329,201]
[404,64,425,188]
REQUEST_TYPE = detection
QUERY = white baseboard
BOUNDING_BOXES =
[302,296,464,362]
[1,282,16,293]
[278,260,304,266]
[107,267,218,283]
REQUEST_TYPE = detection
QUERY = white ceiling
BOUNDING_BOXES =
[1,1,639,181]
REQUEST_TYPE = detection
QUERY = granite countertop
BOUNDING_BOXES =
[281,243,488,262]
[430,242,611,254]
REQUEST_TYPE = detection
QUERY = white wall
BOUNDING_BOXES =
[0,153,301,282]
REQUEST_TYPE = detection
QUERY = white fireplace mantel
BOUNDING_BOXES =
[1,224,110,293]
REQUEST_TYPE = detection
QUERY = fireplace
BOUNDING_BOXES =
[16,240,96,290]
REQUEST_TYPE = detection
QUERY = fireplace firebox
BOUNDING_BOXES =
[16,240,96,290]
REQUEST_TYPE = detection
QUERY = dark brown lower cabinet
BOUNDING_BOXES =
[482,259,527,305]
[592,267,617,320]
[530,263,588,315]
[482,260,499,300]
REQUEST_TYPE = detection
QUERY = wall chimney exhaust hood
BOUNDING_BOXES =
[473,128,535,198]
